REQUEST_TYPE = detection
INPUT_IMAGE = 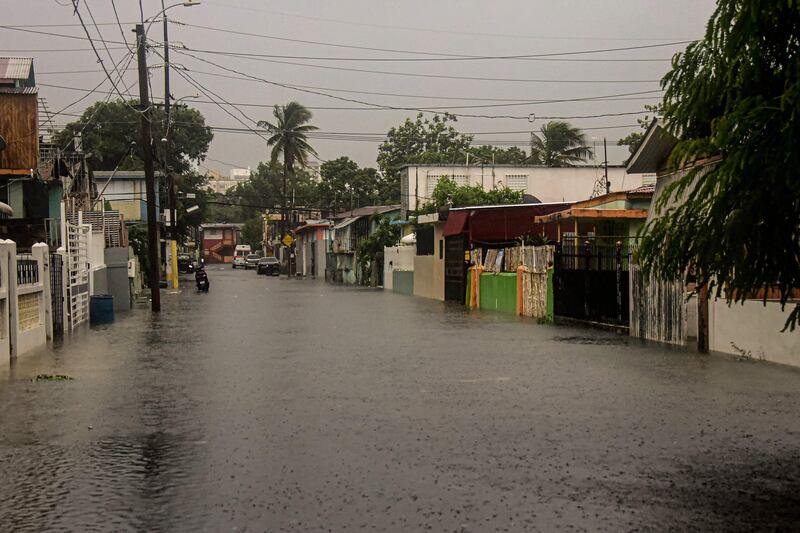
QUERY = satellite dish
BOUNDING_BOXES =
[522,194,541,204]
[0,135,7,152]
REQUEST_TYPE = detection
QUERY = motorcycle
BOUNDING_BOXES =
[195,265,210,292]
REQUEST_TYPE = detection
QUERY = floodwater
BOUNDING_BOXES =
[1,268,799,531]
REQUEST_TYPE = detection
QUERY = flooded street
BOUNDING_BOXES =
[1,267,799,531]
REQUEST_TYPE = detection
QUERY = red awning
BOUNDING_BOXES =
[442,210,470,237]
[468,203,570,243]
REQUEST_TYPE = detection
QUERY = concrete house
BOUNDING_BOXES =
[294,220,331,278]
[400,164,645,217]
[329,205,400,284]
[627,119,800,367]
[94,171,162,223]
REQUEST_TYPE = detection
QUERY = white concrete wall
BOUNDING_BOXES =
[0,240,12,362]
[383,245,415,291]
[9,243,51,359]
[403,165,645,213]
[709,299,800,367]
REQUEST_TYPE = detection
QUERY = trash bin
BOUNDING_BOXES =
[90,295,115,324]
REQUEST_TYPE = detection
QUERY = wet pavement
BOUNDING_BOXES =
[1,267,799,532]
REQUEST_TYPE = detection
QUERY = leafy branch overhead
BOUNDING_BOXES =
[637,0,800,330]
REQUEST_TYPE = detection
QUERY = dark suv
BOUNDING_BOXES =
[257,257,280,276]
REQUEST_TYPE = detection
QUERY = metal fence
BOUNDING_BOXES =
[16,255,40,286]
[50,253,64,336]
[553,242,632,326]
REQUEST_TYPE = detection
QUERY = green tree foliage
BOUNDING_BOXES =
[377,113,473,202]
[53,99,213,174]
[638,0,800,330]
[528,121,593,166]
[420,177,523,213]
[318,156,382,212]
[356,214,401,285]
[258,102,318,230]
[466,145,529,165]
[241,216,264,250]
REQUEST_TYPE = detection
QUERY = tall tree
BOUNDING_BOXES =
[617,104,664,162]
[638,0,800,330]
[54,99,213,174]
[319,156,382,212]
[258,102,318,233]
[377,113,473,202]
[528,121,593,167]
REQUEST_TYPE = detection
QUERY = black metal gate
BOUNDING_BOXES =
[553,241,631,326]
[444,235,467,303]
[49,253,64,336]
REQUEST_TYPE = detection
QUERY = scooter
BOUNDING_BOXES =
[195,264,210,292]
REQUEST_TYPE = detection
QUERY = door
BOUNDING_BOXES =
[444,235,467,303]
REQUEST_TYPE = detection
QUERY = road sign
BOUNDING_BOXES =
[282,234,294,247]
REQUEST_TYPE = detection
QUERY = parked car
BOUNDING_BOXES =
[257,256,280,276]
[244,253,261,269]
[232,255,247,269]
[177,254,194,273]
[232,245,251,269]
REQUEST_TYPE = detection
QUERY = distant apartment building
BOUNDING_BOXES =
[207,167,251,194]
[399,164,648,218]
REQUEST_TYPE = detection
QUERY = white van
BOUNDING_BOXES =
[232,245,251,268]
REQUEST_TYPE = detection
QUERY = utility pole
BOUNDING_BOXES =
[604,137,610,195]
[135,24,161,312]
[163,3,178,289]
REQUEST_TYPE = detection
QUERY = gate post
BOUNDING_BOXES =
[33,243,53,340]
[7,240,18,359]
[616,241,623,326]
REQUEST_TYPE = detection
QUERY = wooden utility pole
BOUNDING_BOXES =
[135,24,161,311]
[163,7,178,290]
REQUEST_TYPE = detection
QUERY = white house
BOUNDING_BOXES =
[399,164,648,217]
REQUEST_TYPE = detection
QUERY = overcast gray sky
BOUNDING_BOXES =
[2,0,716,175]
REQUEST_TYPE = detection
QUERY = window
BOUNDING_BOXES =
[416,226,435,255]
[505,174,528,192]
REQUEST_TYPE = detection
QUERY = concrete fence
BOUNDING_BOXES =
[0,241,53,362]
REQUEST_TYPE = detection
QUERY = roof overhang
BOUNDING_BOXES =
[535,208,649,224]
[626,118,678,174]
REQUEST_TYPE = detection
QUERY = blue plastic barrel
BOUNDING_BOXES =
[90,295,115,324]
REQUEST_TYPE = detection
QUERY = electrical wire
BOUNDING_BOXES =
[111,0,134,53]
[83,0,132,94]
[69,0,129,101]
[169,49,651,120]
[172,20,694,59]
[175,47,663,84]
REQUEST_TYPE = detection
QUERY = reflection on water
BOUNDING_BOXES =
[0,270,799,531]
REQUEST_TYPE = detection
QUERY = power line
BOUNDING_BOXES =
[169,49,651,120]
[209,2,696,43]
[68,0,128,102]
[83,0,132,94]
[171,44,673,63]
[36,81,663,111]
[173,20,694,59]
[175,46,663,84]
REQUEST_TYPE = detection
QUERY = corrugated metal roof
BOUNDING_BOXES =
[0,57,33,80]
[334,217,359,230]
[0,85,37,94]
[626,119,678,174]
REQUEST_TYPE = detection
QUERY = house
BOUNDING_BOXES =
[94,171,162,223]
[293,219,331,278]
[329,205,400,284]
[626,119,800,366]
[400,164,645,217]
[439,203,569,302]
[200,223,242,263]
[412,213,445,300]
[533,185,654,247]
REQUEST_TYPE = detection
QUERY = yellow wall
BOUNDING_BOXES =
[109,200,141,222]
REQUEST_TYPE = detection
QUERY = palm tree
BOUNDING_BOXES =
[528,121,593,166]
[258,102,318,234]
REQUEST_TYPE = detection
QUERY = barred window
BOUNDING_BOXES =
[451,174,468,187]
[426,175,440,197]
[505,174,528,191]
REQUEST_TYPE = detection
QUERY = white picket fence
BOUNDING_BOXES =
[66,220,91,330]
